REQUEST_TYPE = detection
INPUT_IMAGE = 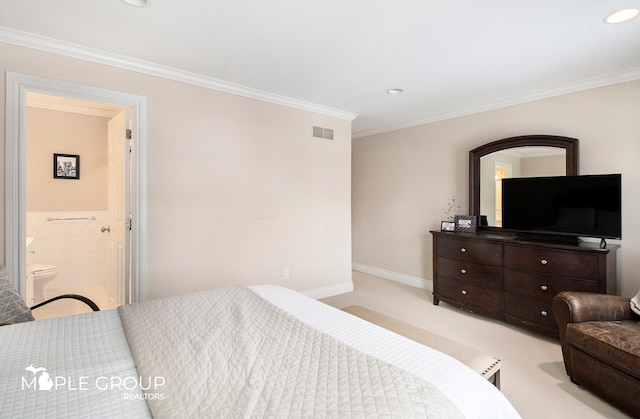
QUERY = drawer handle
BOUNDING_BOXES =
[541,310,548,316]
[461,269,467,274]
[461,290,467,295]
[540,259,548,265]
[541,285,548,291]
[460,248,467,253]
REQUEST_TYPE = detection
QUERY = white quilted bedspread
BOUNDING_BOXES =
[118,286,464,418]
[0,310,151,419]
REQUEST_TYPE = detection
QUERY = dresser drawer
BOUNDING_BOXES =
[504,245,598,280]
[437,277,503,312]
[504,292,557,329]
[437,257,502,288]
[504,269,597,300]
[431,230,618,339]
[436,236,502,266]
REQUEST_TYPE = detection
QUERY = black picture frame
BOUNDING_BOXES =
[53,153,80,179]
[441,221,456,232]
[454,215,476,234]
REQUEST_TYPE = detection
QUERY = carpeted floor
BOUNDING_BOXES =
[320,271,631,419]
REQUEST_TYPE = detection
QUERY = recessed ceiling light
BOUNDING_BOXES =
[386,88,404,95]
[604,8,639,24]
[121,0,150,6]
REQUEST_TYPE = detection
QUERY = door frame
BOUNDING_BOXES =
[5,71,147,303]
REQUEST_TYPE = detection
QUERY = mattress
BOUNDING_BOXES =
[0,285,521,418]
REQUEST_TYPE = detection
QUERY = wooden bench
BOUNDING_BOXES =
[342,305,501,388]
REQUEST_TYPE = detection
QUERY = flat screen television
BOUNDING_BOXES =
[502,174,622,243]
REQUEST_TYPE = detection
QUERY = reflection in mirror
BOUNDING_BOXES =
[480,147,566,227]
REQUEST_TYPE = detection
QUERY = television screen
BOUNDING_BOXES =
[502,174,621,239]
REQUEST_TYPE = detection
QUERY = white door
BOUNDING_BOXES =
[107,110,131,306]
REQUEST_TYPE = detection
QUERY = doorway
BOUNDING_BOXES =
[5,72,147,308]
[494,162,512,227]
[24,95,128,317]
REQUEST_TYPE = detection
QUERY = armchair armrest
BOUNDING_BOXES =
[553,291,633,324]
[553,291,633,376]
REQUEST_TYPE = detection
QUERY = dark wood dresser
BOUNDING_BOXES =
[431,230,619,337]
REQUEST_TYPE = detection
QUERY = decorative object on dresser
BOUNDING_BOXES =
[441,221,455,232]
[441,196,461,232]
[431,231,619,337]
[443,195,461,222]
[453,215,476,234]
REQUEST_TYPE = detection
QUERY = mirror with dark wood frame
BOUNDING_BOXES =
[469,135,579,230]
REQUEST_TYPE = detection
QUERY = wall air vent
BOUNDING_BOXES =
[313,126,334,140]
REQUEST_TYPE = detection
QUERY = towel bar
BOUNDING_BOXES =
[46,216,96,221]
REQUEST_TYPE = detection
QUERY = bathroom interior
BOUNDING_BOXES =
[25,93,128,319]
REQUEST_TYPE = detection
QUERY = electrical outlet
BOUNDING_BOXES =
[283,268,290,280]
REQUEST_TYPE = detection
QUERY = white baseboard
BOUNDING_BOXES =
[352,263,433,291]
[302,281,354,300]
[300,264,431,300]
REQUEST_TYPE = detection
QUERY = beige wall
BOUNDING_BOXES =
[1,42,352,299]
[521,154,565,177]
[26,108,109,211]
[353,80,640,297]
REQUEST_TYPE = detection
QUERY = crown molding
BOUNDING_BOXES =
[353,66,640,138]
[5,26,638,138]
[0,27,357,122]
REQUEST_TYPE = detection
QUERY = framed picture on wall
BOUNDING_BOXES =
[53,153,80,179]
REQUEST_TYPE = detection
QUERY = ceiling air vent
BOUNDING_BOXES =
[313,126,334,140]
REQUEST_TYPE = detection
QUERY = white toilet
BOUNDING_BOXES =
[32,264,58,303]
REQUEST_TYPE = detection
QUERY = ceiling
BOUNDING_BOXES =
[2,0,640,137]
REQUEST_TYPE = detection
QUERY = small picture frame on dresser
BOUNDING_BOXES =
[441,221,456,232]
[454,215,476,233]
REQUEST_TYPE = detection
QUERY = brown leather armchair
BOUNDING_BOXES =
[553,291,640,417]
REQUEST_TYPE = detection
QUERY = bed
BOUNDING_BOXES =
[0,285,521,418]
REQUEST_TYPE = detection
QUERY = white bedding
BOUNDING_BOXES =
[0,285,521,418]
[120,286,465,418]
[0,310,151,419]
[250,285,521,419]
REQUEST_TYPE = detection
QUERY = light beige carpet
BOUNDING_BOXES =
[320,271,631,419]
